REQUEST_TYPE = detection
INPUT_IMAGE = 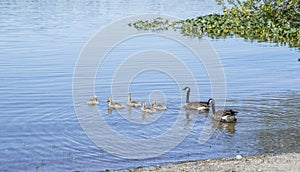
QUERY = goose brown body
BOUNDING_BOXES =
[182,87,210,111]
[209,99,238,123]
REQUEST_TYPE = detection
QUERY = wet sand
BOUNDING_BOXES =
[116,153,300,172]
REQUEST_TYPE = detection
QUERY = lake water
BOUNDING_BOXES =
[0,0,299,171]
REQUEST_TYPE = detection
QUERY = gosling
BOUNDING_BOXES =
[151,101,167,110]
[127,93,141,107]
[87,96,99,105]
[107,97,125,109]
[141,101,156,114]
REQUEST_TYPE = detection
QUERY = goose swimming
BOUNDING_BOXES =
[141,101,156,114]
[127,93,141,107]
[87,96,99,105]
[182,87,210,111]
[107,97,125,109]
[151,101,167,110]
[209,98,238,123]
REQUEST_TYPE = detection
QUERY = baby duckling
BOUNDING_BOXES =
[127,93,141,107]
[151,101,167,110]
[87,96,99,105]
[141,101,156,114]
[107,97,125,109]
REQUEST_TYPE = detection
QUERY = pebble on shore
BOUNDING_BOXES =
[236,155,243,160]
[116,153,300,172]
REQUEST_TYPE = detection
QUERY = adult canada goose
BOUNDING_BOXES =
[87,96,99,105]
[127,93,141,107]
[208,98,238,123]
[141,101,156,114]
[182,87,210,111]
[107,97,125,109]
[151,101,167,110]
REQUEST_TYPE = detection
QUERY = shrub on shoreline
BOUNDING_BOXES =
[129,0,300,49]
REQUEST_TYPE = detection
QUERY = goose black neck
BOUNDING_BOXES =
[185,89,190,103]
[207,98,212,105]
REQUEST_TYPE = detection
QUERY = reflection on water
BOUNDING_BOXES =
[0,0,299,171]
[216,122,236,134]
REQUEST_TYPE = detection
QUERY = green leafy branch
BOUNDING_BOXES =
[129,0,300,49]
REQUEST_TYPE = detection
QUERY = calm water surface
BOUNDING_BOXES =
[0,1,299,171]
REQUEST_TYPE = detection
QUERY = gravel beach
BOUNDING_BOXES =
[116,153,300,172]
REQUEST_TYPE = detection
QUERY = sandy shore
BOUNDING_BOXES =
[116,153,300,172]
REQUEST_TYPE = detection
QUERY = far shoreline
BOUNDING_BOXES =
[114,152,300,172]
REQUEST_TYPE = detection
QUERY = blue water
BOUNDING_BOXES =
[1,1,299,171]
